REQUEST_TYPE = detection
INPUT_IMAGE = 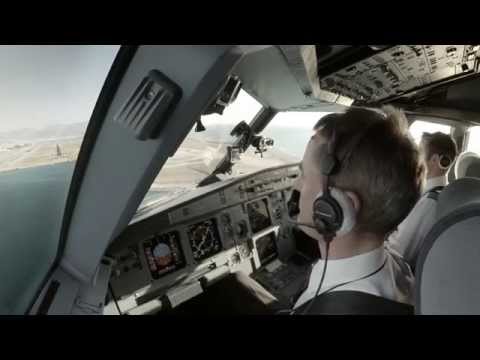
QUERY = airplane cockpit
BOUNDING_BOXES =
[4,45,480,315]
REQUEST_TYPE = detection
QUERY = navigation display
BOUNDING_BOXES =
[187,218,223,262]
[247,198,272,233]
[256,232,278,266]
[143,231,186,279]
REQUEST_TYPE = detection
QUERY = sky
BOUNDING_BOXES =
[0,47,327,135]
[0,45,119,132]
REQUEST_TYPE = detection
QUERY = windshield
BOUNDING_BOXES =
[141,89,263,208]
[0,45,119,314]
[0,46,119,171]
[139,88,331,211]
[466,126,480,154]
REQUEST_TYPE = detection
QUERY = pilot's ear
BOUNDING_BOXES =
[344,191,361,214]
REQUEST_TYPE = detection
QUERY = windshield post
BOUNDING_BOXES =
[249,107,278,134]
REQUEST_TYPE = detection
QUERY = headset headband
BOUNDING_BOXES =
[322,120,381,188]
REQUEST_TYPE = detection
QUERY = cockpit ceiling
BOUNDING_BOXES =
[235,45,480,113]
[233,46,349,113]
[319,45,480,104]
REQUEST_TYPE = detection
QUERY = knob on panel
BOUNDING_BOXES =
[235,221,248,237]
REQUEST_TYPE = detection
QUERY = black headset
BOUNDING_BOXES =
[312,121,381,241]
[312,130,343,240]
[439,154,452,169]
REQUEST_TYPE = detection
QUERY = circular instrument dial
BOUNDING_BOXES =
[152,243,173,267]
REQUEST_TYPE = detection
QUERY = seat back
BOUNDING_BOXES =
[455,151,480,179]
[416,177,480,314]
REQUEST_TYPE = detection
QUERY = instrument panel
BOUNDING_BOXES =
[187,219,222,261]
[107,164,301,314]
[246,198,272,234]
[143,231,186,279]
[255,232,278,267]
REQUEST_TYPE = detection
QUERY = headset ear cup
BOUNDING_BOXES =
[312,187,356,237]
[313,191,337,236]
[439,155,451,169]
[329,188,357,236]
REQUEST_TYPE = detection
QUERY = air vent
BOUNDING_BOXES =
[114,70,182,140]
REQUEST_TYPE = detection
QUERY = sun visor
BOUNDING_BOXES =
[278,45,354,106]
[234,46,350,112]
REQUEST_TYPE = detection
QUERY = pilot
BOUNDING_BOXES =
[202,106,422,314]
[388,131,458,269]
[291,106,422,311]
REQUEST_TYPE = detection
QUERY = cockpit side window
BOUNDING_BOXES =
[465,126,480,155]
[409,120,452,144]
[0,46,119,314]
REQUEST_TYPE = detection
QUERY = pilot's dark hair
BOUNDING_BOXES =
[422,132,458,168]
[316,106,424,237]
[313,113,342,131]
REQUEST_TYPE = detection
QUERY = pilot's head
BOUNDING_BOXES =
[298,106,424,257]
[313,113,342,133]
[420,132,458,179]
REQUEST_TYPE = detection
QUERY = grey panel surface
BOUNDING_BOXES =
[416,177,480,314]
[61,46,247,284]
[71,259,113,315]
[446,75,480,111]
[403,106,480,127]
[436,177,480,220]
[236,46,344,111]
[31,267,81,315]
[419,216,480,314]
[454,152,480,179]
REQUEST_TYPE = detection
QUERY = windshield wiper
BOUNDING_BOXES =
[197,107,277,187]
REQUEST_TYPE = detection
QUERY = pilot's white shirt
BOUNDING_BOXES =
[294,244,414,309]
[387,175,447,268]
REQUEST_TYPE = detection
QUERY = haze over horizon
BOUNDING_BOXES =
[0,45,119,132]
[0,121,88,144]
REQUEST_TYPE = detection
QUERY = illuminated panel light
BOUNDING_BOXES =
[336,95,354,106]
[313,88,339,103]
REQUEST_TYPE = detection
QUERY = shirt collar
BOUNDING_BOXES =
[304,245,387,297]
[424,175,447,194]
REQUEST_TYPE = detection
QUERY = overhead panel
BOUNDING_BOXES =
[318,45,480,104]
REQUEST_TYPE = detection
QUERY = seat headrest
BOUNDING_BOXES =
[415,177,480,314]
[455,152,480,179]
